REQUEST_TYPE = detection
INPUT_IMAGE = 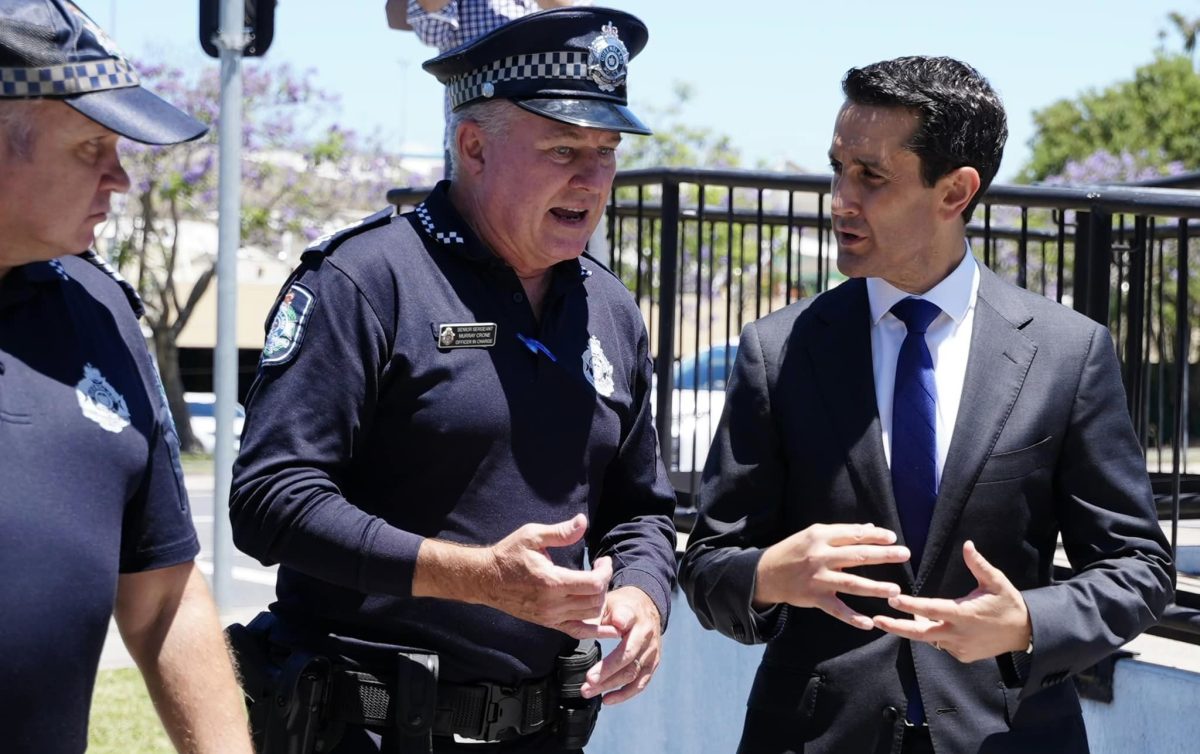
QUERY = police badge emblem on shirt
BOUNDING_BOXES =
[582,335,615,397]
[76,363,131,433]
[262,284,314,366]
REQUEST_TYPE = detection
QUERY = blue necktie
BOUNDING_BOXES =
[889,297,941,725]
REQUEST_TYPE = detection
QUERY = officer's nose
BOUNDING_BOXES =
[570,152,614,194]
[101,145,132,194]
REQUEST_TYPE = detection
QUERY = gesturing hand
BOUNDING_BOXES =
[872,540,1032,662]
[753,523,910,630]
[579,586,662,706]
[413,514,620,639]
[480,514,621,639]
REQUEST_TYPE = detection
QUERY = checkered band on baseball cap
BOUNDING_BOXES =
[424,7,652,135]
[448,51,589,110]
[0,0,205,145]
[0,57,139,97]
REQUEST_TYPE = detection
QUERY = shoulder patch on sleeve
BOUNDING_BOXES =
[304,207,396,257]
[261,283,315,367]
[75,249,145,318]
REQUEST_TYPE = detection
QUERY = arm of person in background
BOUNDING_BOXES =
[385,0,411,29]
[115,563,252,754]
[404,0,459,48]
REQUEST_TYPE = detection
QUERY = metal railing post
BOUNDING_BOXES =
[1072,208,1114,325]
[655,180,680,471]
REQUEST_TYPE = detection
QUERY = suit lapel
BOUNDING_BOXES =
[915,265,1037,590]
[807,280,906,545]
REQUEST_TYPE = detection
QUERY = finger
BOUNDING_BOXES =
[822,572,903,600]
[818,596,875,630]
[555,620,622,640]
[525,514,588,549]
[826,544,911,570]
[823,523,900,547]
[888,594,967,622]
[873,614,944,642]
[962,540,1007,592]
[603,602,636,634]
[600,665,654,706]
[546,564,611,596]
[542,592,608,622]
[590,555,613,580]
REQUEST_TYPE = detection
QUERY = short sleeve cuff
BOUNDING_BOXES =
[119,533,201,574]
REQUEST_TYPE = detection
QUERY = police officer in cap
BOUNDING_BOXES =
[0,1,252,752]
[230,7,674,754]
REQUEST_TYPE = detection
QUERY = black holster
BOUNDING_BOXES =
[554,640,602,749]
[226,614,347,754]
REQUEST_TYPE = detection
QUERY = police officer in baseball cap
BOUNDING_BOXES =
[229,7,676,754]
[0,2,250,752]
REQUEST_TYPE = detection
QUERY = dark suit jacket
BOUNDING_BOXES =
[679,265,1174,754]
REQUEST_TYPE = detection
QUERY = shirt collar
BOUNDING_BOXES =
[866,241,978,325]
[413,179,589,286]
[0,259,68,310]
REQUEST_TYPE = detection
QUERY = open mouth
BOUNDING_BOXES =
[550,207,588,224]
[837,229,866,245]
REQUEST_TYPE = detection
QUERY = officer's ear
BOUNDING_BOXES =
[455,119,488,178]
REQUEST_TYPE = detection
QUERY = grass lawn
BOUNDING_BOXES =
[180,452,215,475]
[89,668,173,754]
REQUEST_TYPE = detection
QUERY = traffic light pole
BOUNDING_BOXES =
[211,0,245,613]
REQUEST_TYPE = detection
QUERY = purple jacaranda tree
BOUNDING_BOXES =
[109,61,399,451]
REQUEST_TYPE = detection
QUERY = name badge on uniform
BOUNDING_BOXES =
[438,322,498,349]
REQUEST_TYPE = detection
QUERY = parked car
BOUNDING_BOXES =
[667,342,739,473]
[184,391,245,453]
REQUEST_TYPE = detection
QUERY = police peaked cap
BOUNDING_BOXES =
[0,0,206,145]
[422,7,651,135]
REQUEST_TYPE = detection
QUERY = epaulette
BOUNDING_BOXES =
[75,249,145,318]
[304,207,396,257]
[581,250,618,281]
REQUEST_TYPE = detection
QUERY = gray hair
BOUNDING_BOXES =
[0,99,39,160]
[446,99,520,180]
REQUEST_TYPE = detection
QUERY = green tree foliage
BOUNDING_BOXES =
[618,83,741,170]
[1020,54,1200,183]
[110,61,396,450]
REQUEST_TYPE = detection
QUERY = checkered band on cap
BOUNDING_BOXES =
[448,51,589,109]
[0,57,139,98]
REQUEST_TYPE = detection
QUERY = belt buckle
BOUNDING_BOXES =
[471,683,528,743]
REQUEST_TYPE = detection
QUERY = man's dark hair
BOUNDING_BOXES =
[841,56,1007,222]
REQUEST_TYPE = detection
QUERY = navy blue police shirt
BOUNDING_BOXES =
[0,255,200,753]
[231,182,677,684]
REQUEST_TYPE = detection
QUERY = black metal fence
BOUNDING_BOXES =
[605,167,1200,642]
[388,168,1200,640]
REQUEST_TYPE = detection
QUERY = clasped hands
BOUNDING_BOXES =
[415,513,660,704]
[754,523,1032,662]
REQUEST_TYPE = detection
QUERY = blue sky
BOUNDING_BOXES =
[97,0,1195,181]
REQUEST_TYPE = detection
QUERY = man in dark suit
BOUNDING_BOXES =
[678,56,1174,754]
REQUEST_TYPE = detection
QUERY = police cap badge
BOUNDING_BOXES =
[422,7,651,135]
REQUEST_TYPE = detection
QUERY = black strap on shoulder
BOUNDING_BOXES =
[75,249,145,318]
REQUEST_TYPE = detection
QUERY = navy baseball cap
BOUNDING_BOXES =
[0,0,206,145]
[423,7,651,135]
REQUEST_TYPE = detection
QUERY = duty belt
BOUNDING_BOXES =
[329,665,555,742]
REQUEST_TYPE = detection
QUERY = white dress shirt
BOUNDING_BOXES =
[867,247,980,490]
